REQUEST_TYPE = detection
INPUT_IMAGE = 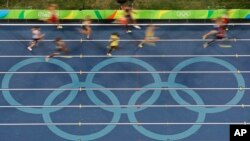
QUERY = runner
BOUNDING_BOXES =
[47,4,62,29]
[80,15,92,39]
[27,27,45,51]
[107,33,120,56]
[122,6,141,33]
[46,38,69,61]
[138,25,160,48]
[202,18,228,48]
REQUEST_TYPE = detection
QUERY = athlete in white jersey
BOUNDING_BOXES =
[27,27,45,51]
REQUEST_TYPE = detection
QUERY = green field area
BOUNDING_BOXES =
[1,0,250,10]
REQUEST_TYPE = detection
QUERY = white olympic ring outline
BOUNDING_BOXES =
[0,57,246,141]
[38,11,60,19]
[176,11,191,17]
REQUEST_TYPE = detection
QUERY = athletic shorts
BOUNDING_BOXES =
[145,36,155,40]
[32,38,41,43]
[110,46,118,49]
[216,34,225,39]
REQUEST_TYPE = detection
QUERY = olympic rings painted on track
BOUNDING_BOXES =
[168,57,245,113]
[42,82,122,141]
[85,58,162,113]
[127,82,206,141]
[1,58,80,114]
[1,57,246,141]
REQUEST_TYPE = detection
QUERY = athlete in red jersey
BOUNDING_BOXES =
[202,18,227,48]
[47,4,62,29]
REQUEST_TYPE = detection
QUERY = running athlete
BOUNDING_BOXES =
[27,27,45,51]
[221,14,229,31]
[107,33,120,56]
[47,4,62,29]
[123,6,141,33]
[202,19,227,48]
[138,25,160,48]
[46,38,69,61]
[80,15,92,39]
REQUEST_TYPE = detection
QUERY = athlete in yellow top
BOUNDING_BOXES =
[107,33,120,56]
[138,25,159,48]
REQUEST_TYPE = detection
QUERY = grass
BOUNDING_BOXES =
[1,0,250,9]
